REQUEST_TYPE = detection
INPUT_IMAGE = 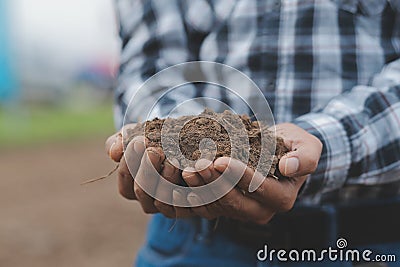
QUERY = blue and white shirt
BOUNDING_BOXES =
[114,0,400,203]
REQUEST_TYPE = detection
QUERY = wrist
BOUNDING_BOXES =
[293,113,351,197]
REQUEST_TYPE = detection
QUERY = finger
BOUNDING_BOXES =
[213,157,265,201]
[220,187,274,224]
[182,167,216,219]
[173,167,204,218]
[105,132,123,162]
[124,136,146,177]
[194,159,270,222]
[182,167,205,187]
[214,157,300,212]
[134,181,158,213]
[206,181,274,224]
[105,123,137,162]
[187,192,218,220]
[154,200,176,218]
[195,159,236,199]
[275,124,322,177]
[152,159,181,218]
[117,137,146,200]
[278,148,321,177]
[134,147,165,214]
[194,159,214,181]
[173,189,195,218]
[191,162,227,216]
[156,158,181,203]
[117,156,136,200]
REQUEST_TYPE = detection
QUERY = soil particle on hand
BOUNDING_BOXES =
[123,109,288,178]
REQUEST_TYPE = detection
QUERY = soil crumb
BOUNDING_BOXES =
[124,109,288,178]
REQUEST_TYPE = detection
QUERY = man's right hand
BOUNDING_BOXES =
[105,125,193,218]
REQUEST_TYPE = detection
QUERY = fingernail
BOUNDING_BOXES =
[213,164,226,172]
[284,157,299,175]
[213,157,231,172]
[183,167,196,173]
[187,193,201,207]
[200,168,212,180]
[195,159,212,179]
[172,189,184,204]
[182,167,196,179]
[133,141,145,154]
[147,149,162,164]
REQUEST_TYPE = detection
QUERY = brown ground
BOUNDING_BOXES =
[0,137,148,267]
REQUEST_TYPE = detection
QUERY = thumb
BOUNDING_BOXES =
[105,132,124,162]
[105,123,138,162]
[278,142,321,177]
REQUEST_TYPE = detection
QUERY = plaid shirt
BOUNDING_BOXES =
[114,0,400,204]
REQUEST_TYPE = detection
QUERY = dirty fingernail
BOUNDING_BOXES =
[133,141,145,154]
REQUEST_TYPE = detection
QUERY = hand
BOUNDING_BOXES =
[180,123,322,224]
[105,125,193,218]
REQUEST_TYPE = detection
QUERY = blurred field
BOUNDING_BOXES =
[0,102,115,148]
[0,104,149,267]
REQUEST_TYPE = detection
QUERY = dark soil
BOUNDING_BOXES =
[124,109,288,178]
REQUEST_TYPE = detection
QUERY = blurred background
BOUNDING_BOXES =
[0,0,148,266]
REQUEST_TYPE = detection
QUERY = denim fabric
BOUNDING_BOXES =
[136,214,400,267]
[136,214,257,267]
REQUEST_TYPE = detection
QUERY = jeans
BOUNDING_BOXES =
[136,214,400,267]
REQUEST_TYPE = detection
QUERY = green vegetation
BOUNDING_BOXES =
[0,103,115,148]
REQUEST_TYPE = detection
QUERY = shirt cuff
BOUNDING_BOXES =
[293,113,352,198]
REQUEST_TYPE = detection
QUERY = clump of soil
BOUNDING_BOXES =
[124,109,288,178]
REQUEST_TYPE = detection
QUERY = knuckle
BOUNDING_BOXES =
[105,135,114,151]
[311,135,323,150]
[118,185,134,200]
[134,186,146,200]
[204,212,217,220]
[117,172,135,200]
[255,185,267,198]
[222,198,240,211]
[142,206,157,214]
[210,203,223,215]
[309,159,319,173]
[154,201,175,218]
[304,155,319,173]
[118,169,130,180]
[254,216,271,225]
[153,200,163,210]
[193,207,214,220]
[279,193,296,212]
[175,208,189,218]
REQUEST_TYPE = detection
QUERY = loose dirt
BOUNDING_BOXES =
[124,109,288,178]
